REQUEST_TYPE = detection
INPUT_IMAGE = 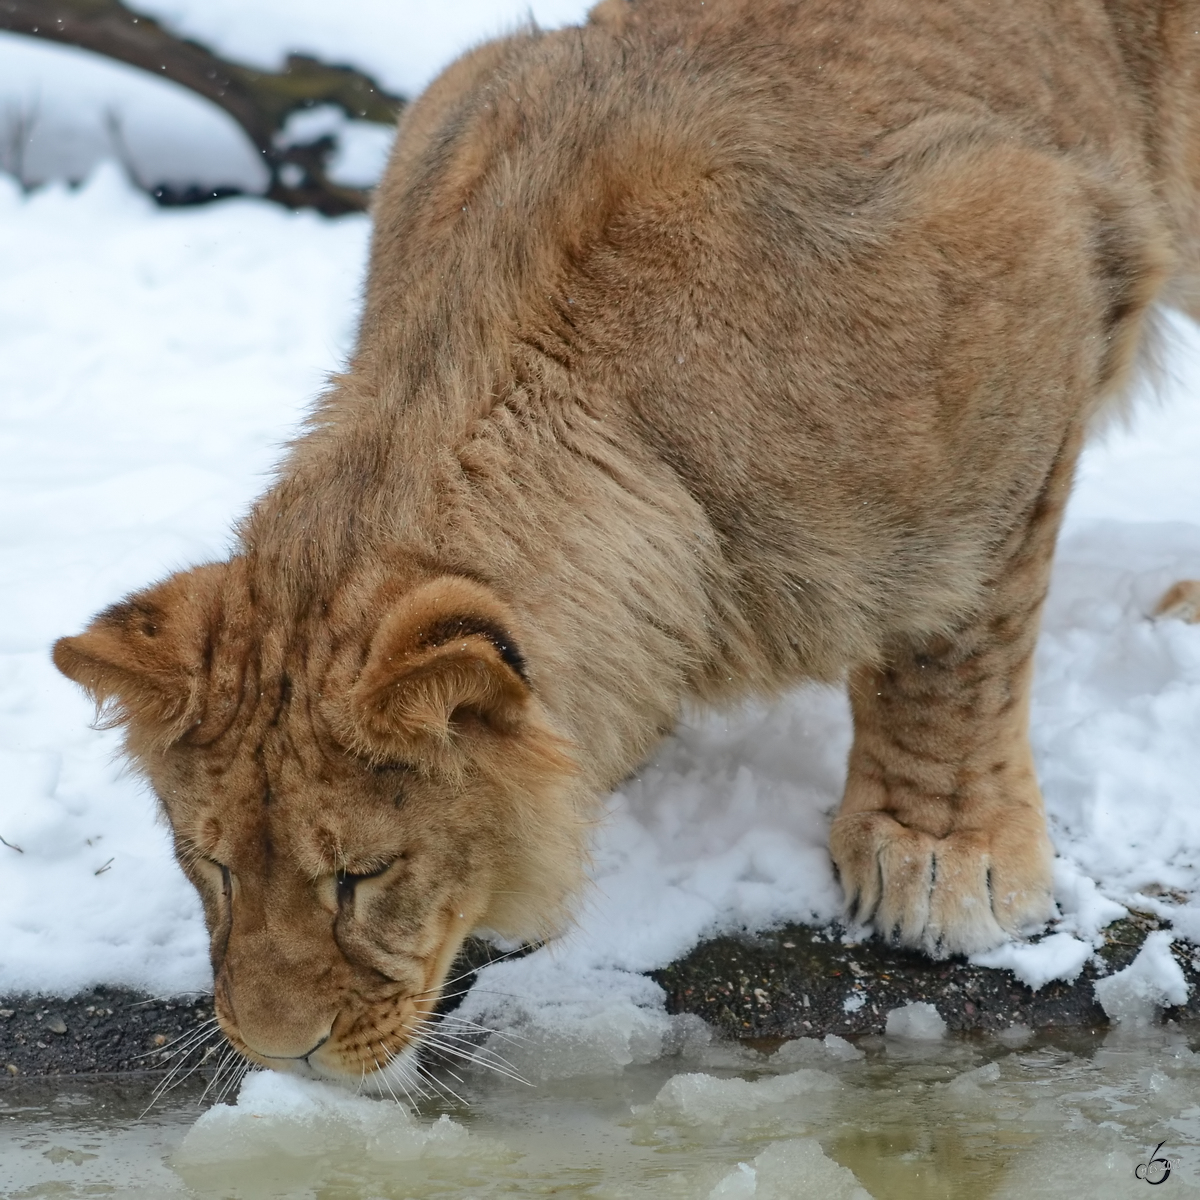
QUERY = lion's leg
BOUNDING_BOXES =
[829,436,1087,958]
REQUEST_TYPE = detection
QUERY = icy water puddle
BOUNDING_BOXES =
[3,1023,1200,1199]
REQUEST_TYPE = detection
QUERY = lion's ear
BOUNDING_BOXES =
[345,576,533,760]
[53,563,233,743]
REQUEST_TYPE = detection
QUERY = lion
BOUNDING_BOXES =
[54,0,1200,1086]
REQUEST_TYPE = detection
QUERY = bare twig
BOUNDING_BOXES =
[0,835,24,853]
[0,0,405,213]
[0,97,39,189]
[102,105,144,189]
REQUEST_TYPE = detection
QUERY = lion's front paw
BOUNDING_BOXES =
[828,812,1053,958]
[1155,580,1200,624]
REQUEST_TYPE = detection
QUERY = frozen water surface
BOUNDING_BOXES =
[3,1024,1200,1197]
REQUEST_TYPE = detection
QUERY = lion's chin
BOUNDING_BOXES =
[354,1043,426,1100]
[255,1041,425,1098]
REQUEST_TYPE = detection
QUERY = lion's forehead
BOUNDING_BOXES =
[168,758,414,877]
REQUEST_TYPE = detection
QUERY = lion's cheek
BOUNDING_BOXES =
[339,863,492,985]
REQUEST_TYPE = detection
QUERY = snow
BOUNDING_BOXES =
[2,12,1200,1074]
[972,932,1094,991]
[275,106,396,189]
[1094,931,1191,1024]
[0,164,369,995]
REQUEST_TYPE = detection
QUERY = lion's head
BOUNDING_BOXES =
[53,560,582,1085]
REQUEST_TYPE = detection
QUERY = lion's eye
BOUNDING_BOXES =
[197,856,233,902]
[206,859,232,900]
[335,860,394,902]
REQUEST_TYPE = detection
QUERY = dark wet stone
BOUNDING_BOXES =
[0,937,521,1077]
[3,920,1196,1074]
[652,912,1200,1039]
[0,987,218,1076]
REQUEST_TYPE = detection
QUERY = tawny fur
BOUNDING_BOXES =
[54,0,1200,1081]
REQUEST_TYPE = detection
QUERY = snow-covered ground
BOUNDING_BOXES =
[2,4,1200,1066]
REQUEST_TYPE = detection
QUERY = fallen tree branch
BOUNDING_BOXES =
[0,0,405,213]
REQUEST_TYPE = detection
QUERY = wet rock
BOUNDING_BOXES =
[2,921,1197,1075]
[0,988,219,1076]
[0,936,516,1077]
[652,912,1200,1039]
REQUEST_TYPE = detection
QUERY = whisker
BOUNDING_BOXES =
[416,1060,468,1108]
[396,1052,431,1107]
[414,1023,521,1068]
[424,1052,469,1088]
[141,1025,228,1117]
[209,1051,237,1106]
[198,1047,232,1107]
[387,1040,440,1110]
[409,1027,531,1087]
[372,1045,406,1108]
[408,943,541,1002]
[433,1013,526,1046]
[136,1016,221,1057]
[428,1047,531,1088]
[135,1018,221,1062]
[160,1032,213,1076]
[129,991,213,1008]
[142,1046,214,1116]
[143,1037,207,1094]
[216,1056,250,1106]
[422,986,476,1007]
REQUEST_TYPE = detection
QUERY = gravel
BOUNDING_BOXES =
[4,920,1197,1075]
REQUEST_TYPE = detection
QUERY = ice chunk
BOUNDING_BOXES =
[709,1161,758,1199]
[971,931,1093,990]
[1093,930,1189,1023]
[654,1068,840,1125]
[487,995,671,1081]
[822,1033,865,1061]
[176,1070,498,1165]
[946,1060,1001,1095]
[769,1037,823,1067]
[770,1033,863,1069]
[458,959,674,1081]
[709,1139,872,1200]
[884,1001,947,1040]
